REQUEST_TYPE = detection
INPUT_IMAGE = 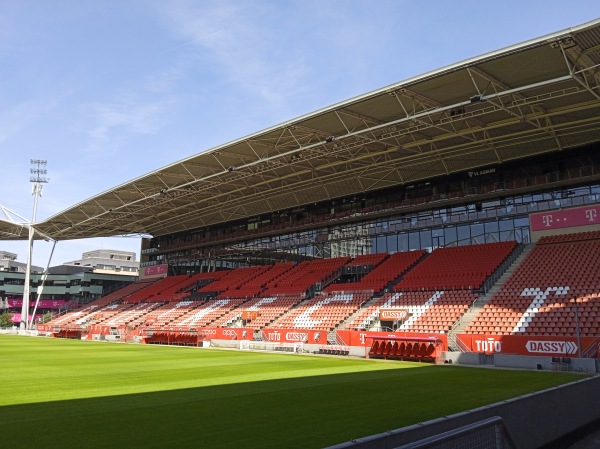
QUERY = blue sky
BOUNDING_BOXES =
[1,1,599,267]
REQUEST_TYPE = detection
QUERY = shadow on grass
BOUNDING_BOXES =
[1,365,581,449]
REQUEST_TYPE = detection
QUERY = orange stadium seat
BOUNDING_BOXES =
[466,231,600,338]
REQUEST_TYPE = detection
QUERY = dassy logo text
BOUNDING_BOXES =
[380,309,408,320]
[525,340,577,354]
[285,332,308,341]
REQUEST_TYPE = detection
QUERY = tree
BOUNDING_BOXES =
[0,313,14,328]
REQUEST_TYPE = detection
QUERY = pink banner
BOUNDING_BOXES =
[10,314,43,323]
[7,299,66,309]
[530,205,600,231]
[143,264,168,277]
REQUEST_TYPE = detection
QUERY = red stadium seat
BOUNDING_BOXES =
[369,341,380,356]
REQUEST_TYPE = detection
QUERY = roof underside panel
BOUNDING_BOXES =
[4,19,600,241]
[0,220,29,240]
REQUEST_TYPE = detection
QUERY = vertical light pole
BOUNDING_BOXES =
[20,159,49,331]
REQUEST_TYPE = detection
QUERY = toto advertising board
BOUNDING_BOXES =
[456,334,599,357]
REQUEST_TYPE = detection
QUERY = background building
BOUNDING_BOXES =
[0,250,138,325]
[64,249,139,276]
[0,251,43,273]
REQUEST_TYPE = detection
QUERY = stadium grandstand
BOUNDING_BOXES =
[1,18,600,369]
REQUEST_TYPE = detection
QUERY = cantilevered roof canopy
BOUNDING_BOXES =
[0,219,29,240]
[5,18,600,241]
[0,206,30,240]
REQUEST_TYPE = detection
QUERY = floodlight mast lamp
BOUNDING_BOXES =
[20,159,49,331]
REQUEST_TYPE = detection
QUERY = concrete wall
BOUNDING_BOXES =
[213,341,368,357]
[443,351,598,374]
[214,342,599,374]
[327,376,600,449]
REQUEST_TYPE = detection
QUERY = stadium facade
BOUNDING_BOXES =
[1,19,600,363]
[140,145,599,273]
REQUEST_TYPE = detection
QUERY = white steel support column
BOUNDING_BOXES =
[20,224,35,330]
[29,239,56,329]
[20,159,48,331]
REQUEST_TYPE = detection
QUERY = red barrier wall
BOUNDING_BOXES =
[456,334,599,357]
[262,328,328,344]
[336,330,448,349]
[198,327,252,341]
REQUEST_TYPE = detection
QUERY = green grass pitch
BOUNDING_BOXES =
[0,335,583,449]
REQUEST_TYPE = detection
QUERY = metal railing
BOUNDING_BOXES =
[394,416,517,449]
[582,336,600,359]
[479,242,527,294]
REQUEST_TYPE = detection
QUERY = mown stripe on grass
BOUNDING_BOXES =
[0,335,583,449]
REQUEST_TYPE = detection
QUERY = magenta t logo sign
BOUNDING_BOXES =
[585,209,597,222]
[542,214,553,227]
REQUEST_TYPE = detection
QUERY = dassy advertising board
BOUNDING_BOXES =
[379,308,409,321]
[336,330,448,349]
[456,334,599,357]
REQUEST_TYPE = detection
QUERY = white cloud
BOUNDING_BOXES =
[82,95,171,154]
[0,100,54,145]
[79,56,192,155]
[156,1,311,109]
[0,4,17,58]
[89,99,162,140]
[144,64,187,94]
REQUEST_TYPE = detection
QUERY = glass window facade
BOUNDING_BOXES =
[148,181,600,269]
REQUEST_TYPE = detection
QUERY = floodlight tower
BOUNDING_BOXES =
[20,159,49,330]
